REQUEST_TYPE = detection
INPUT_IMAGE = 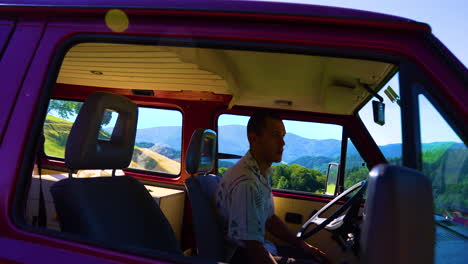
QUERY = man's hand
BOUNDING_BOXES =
[244,240,278,264]
[299,241,331,264]
[267,214,331,263]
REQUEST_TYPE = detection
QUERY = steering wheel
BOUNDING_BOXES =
[296,180,367,240]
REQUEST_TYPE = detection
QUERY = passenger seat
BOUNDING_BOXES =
[50,92,181,254]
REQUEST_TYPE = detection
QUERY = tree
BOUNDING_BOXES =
[289,164,325,193]
[47,100,82,119]
[345,167,369,188]
[218,167,228,177]
[271,163,326,194]
[48,100,112,126]
[271,164,291,187]
[276,176,290,189]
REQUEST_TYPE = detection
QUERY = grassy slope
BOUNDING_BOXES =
[131,147,181,175]
[44,115,180,175]
[43,115,73,157]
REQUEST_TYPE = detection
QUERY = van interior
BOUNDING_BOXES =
[21,41,466,264]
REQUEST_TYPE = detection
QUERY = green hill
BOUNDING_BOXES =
[43,115,74,157]
[131,146,180,174]
[43,114,110,158]
[290,156,337,174]
[43,114,180,175]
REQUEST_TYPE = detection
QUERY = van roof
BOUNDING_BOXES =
[0,0,431,116]
[0,0,422,25]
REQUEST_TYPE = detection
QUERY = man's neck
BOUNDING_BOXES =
[249,149,272,177]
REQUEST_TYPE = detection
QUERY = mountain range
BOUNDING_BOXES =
[130,124,464,164]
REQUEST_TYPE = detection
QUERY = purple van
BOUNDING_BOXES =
[0,1,466,264]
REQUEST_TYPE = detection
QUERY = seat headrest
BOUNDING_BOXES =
[185,128,216,175]
[65,92,138,170]
[362,164,434,264]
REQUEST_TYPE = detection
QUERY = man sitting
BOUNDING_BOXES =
[216,111,329,264]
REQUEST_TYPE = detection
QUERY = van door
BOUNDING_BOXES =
[0,18,45,143]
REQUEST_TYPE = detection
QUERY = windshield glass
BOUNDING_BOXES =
[359,73,467,222]
[359,73,402,164]
[419,94,467,220]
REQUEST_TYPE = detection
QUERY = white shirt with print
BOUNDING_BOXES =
[215,151,275,247]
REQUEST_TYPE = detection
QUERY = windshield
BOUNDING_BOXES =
[359,74,467,223]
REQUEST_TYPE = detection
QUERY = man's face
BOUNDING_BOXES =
[251,117,286,164]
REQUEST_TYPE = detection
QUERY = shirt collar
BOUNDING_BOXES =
[244,151,272,184]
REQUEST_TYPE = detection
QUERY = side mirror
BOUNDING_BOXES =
[325,162,340,195]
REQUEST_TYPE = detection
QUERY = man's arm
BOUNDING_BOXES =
[243,240,278,264]
[266,214,303,248]
[266,214,329,263]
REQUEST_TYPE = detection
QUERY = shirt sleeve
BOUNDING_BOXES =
[269,193,275,218]
[227,181,265,243]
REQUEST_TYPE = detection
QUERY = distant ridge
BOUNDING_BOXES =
[124,124,463,164]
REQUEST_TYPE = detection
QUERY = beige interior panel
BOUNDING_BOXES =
[145,185,186,242]
[270,196,359,264]
[59,43,230,94]
[57,43,396,115]
[27,169,186,243]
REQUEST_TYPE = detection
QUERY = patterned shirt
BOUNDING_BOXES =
[215,151,275,246]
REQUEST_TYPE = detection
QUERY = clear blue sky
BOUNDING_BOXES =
[263,0,467,67]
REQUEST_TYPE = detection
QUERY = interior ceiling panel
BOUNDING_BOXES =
[57,43,397,115]
[58,43,228,92]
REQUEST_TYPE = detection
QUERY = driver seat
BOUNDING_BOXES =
[362,164,434,264]
[184,128,227,261]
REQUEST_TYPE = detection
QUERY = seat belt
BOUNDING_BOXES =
[33,134,47,228]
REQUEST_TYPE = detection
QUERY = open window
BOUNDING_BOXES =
[45,99,183,176]
[344,139,369,190]
[217,113,343,195]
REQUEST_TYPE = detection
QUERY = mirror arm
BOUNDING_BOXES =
[361,83,384,102]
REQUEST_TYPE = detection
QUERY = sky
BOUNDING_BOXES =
[261,0,467,67]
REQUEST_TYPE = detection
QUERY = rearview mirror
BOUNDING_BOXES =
[372,100,385,126]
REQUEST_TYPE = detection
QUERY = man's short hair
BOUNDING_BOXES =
[247,110,281,136]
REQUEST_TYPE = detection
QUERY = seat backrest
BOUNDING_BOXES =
[361,164,434,264]
[51,92,181,254]
[184,128,226,261]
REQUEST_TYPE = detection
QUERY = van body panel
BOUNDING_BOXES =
[0,2,465,263]
[0,18,15,58]
[0,0,419,23]
[0,19,44,143]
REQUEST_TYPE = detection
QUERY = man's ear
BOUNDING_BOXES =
[247,132,256,145]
